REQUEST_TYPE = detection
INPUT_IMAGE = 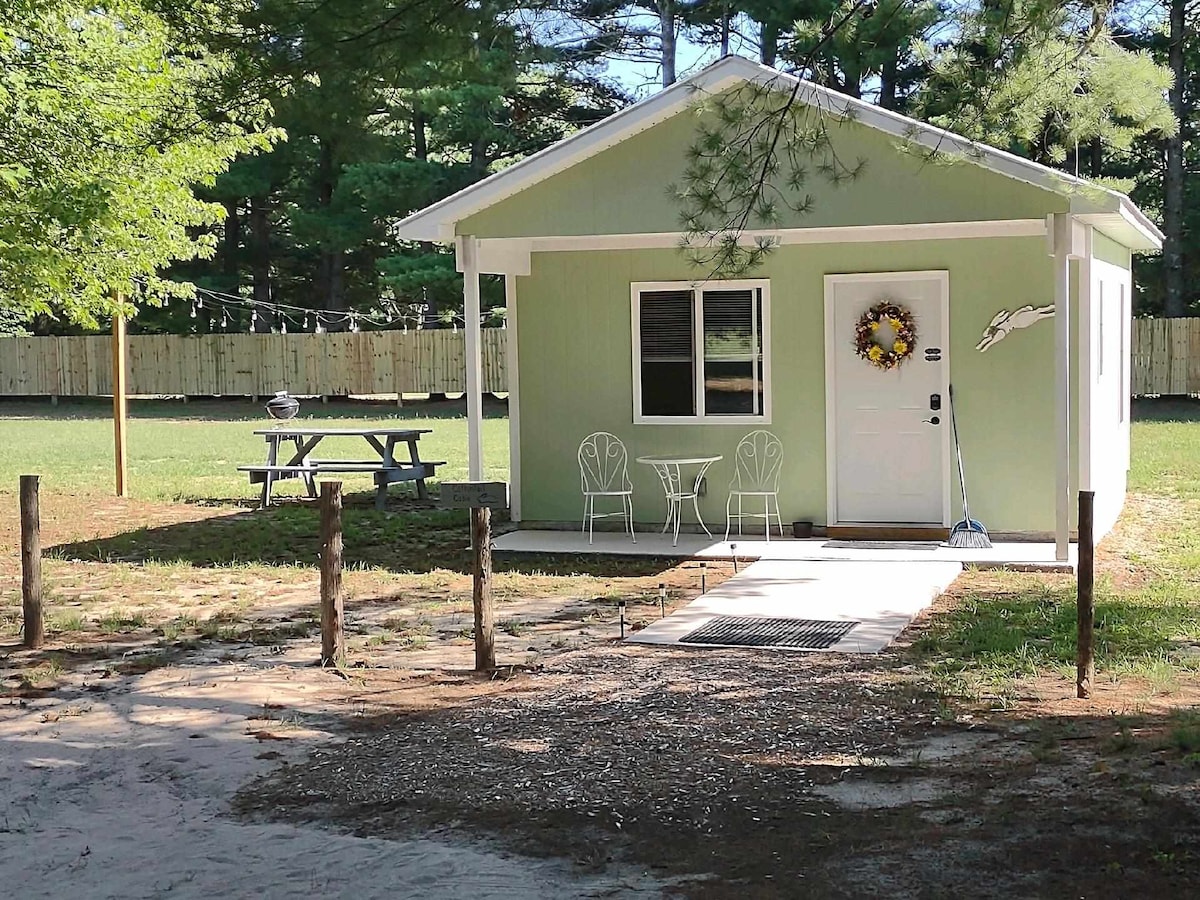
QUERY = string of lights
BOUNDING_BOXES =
[131,278,505,334]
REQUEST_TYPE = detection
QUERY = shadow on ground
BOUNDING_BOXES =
[47,496,679,578]
[1133,397,1200,423]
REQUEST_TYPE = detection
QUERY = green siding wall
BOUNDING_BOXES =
[459,98,1068,239]
[1093,231,1133,269]
[515,238,1066,533]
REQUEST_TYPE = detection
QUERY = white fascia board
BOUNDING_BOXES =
[1076,206,1163,253]
[399,54,1159,252]
[491,219,1046,255]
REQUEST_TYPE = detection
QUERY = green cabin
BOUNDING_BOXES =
[398,57,1161,557]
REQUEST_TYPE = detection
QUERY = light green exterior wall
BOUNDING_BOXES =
[459,100,1069,238]
[515,238,1067,533]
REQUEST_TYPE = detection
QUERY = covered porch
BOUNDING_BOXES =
[492,528,1078,573]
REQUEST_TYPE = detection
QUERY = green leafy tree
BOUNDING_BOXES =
[914,1,1174,170]
[676,1,1174,276]
[0,0,274,324]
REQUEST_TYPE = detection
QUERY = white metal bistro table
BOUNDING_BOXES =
[635,454,722,546]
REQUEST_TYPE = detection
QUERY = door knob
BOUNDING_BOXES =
[922,416,941,425]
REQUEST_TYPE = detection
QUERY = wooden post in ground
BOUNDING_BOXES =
[112,298,129,498]
[319,482,345,666]
[20,475,43,649]
[1077,490,1095,699]
[471,506,495,671]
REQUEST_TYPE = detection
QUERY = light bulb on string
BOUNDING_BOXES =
[190,301,198,319]
[349,313,360,333]
[303,313,311,331]
[281,317,287,334]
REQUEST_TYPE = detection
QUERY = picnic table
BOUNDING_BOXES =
[239,427,441,510]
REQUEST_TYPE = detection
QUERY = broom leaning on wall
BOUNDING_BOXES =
[947,385,992,549]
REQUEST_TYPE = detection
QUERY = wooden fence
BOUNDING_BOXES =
[0,329,507,397]
[1132,318,1200,397]
[1,319,1195,399]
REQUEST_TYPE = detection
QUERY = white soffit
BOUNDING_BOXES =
[398,56,1162,252]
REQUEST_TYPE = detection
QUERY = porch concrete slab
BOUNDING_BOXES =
[625,559,964,654]
[492,530,1077,572]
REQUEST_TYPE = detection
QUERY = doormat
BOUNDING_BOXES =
[679,616,859,650]
[823,541,940,551]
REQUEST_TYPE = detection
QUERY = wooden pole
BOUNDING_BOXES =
[471,506,495,671]
[112,300,128,498]
[1077,490,1095,699]
[459,235,484,480]
[20,475,43,649]
[319,482,345,666]
[1052,215,1072,563]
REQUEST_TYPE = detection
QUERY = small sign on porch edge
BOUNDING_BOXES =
[440,481,509,510]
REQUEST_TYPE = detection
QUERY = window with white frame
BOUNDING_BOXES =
[631,280,770,423]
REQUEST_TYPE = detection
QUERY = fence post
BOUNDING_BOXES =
[1077,490,1095,699]
[471,506,496,671]
[319,482,345,667]
[20,475,43,649]
[112,304,128,498]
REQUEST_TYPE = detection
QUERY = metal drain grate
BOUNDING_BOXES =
[679,616,859,650]
[823,541,940,551]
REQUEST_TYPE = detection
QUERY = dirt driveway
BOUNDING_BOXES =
[5,491,1200,898]
[235,646,1200,899]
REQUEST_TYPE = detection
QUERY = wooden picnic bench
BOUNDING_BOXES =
[239,427,442,510]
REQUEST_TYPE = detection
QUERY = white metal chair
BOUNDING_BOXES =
[725,430,785,541]
[578,432,636,543]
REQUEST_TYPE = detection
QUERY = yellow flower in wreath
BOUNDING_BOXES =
[893,339,908,355]
[868,345,884,361]
[869,320,880,331]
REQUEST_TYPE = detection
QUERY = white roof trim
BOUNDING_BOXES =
[397,55,1162,251]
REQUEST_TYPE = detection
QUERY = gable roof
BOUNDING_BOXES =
[397,55,1162,251]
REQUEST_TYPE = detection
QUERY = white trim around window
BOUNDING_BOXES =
[630,279,772,425]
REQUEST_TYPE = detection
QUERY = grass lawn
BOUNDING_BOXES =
[7,397,1200,898]
[909,397,1200,701]
[0,396,510,503]
[3,394,1200,695]
[0,394,719,676]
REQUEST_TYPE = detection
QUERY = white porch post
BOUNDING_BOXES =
[504,274,521,521]
[1050,213,1083,562]
[459,235,484,480]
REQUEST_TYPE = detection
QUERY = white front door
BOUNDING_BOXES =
[825,271,950,525]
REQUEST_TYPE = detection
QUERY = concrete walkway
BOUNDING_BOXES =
[626,558,964,653]
[493,530,1075,572]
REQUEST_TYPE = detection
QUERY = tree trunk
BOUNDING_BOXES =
[249,195,272,331]
[760,20,779,67]
[412,106,427,162]
[1164,0,1187,317]
[659,0,677,87]
[879,50,899,110]
[719,3,730,56]
[316,139,345,317]
[222,199,240,294]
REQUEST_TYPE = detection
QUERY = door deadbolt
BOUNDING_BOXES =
[922,416,941,425]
